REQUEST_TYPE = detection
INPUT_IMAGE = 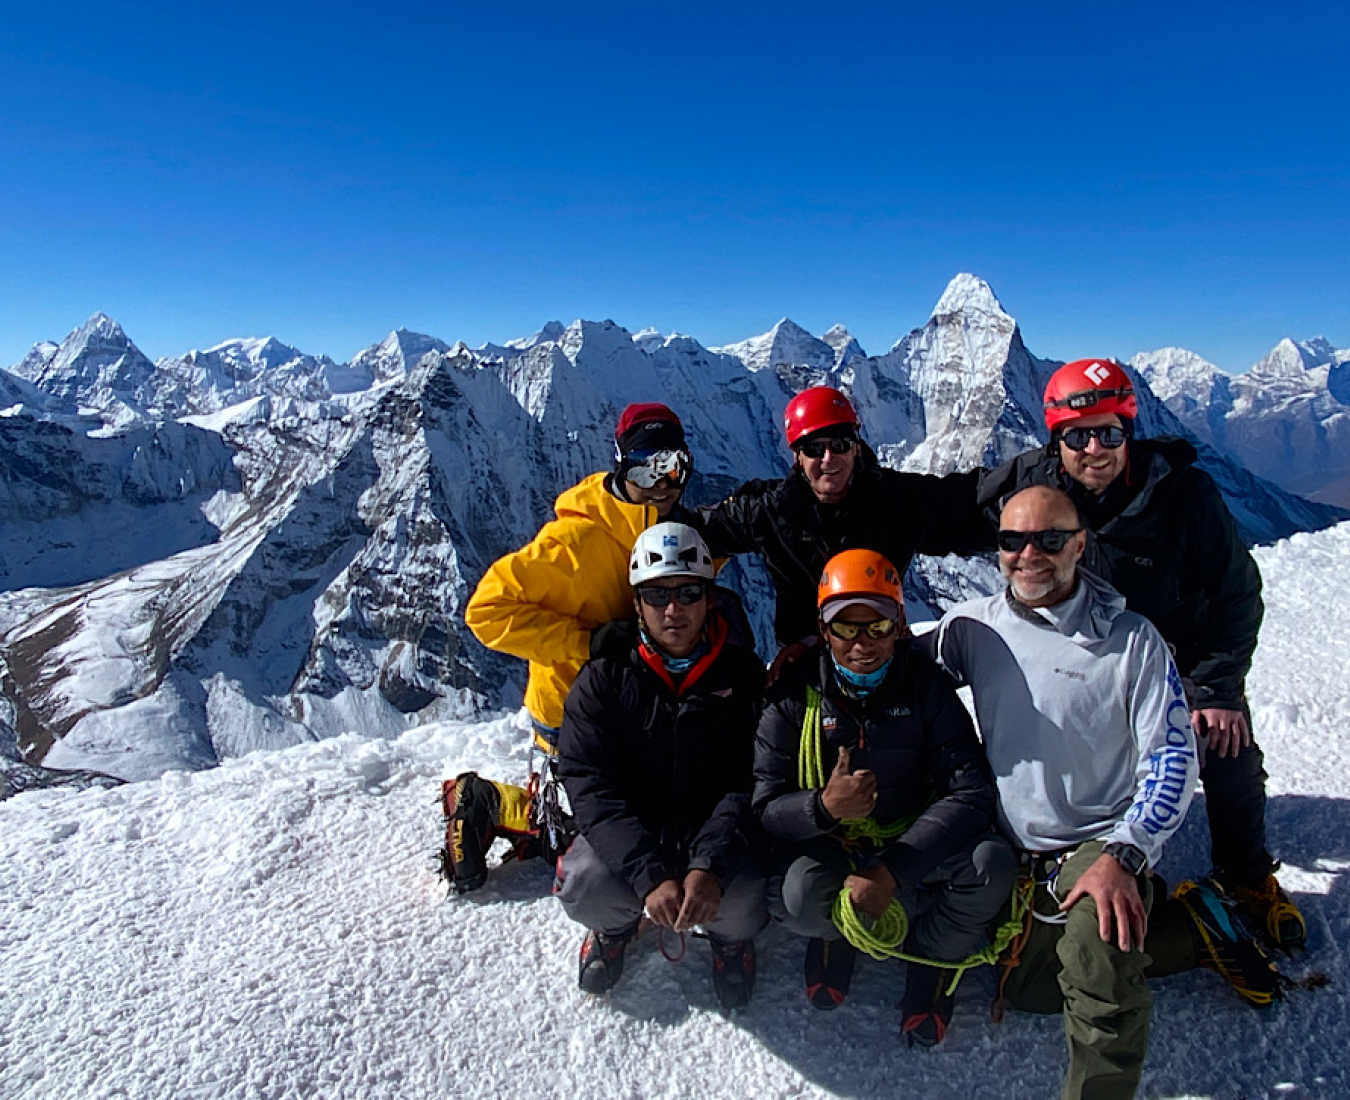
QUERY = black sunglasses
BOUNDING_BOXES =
[997,528,1082,554]
[637,582,707,607]
[796,436,855,459]
[825,618,898,641]
[1060,425,1127,452]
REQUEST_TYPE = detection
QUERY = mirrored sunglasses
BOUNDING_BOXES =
[997,528,1081,554]
[624,448,690,489]
[637,582,707,607]
[796,436,856,460]
[825,618,898,641]
[1060,425,1127,452]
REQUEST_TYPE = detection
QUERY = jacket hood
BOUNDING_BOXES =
[1126,435,1197,490]
[553,471,656,551]
[1024,569,1127,646]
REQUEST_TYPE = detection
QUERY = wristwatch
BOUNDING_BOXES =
[1102,842,1147,877]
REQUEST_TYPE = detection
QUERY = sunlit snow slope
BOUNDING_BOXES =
[2,524,1348,1100]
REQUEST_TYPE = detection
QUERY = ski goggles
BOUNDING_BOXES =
[636,582,708,607]
[622,448,691,489]
[997,528,1082,555]
[795,434,856,459]
[1059,425,1127,451]
[825,618,899,641]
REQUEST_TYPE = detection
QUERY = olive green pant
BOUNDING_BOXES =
[1001,841,1155,1100]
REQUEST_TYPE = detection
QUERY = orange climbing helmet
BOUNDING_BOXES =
[817,548,903,622]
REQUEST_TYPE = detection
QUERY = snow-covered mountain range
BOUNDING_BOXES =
[2,275,1344,782]
[1134,338,1350,507]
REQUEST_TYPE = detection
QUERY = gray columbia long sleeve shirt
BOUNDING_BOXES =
[928,570,1199,868]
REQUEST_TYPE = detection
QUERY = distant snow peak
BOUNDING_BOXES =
[505,321,566,351]
[72,311,130,345]
[713,317,837,374]
[1254,336,1339,376]
[1131,347,1225,390]
[931,273,1010,323]
[822,324,866,366]
[632,328,665,354]
[557,319,637,365]
[364,329,448,377]
[203,336,305,374]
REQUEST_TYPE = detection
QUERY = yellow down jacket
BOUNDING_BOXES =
[465,472,660,735]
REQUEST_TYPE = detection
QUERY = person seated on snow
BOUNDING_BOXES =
[752,548,1015,1047]
[924,486,1281,1100]
[448,404,696,887]
[688,386,989,672]
[555,523,767,1010]
[977,358,1304,956]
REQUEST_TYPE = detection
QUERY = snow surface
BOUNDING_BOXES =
[4,524,1350,1100]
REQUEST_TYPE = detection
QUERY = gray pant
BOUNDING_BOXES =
[1001,840,1155,1100]
[555,835,768,944]
[772,831,1017,962]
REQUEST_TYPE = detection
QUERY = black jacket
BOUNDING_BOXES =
[978,437,1263,709]
[690,445,988,646]
[558,612,767,901]
[753,642,997,886]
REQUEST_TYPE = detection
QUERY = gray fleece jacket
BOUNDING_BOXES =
[928,570,1198,867]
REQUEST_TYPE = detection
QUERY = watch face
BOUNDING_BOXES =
[1108,844,1145,876]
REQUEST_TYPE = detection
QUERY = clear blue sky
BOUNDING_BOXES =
[2,1,1346,371]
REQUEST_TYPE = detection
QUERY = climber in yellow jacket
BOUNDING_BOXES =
[465,403,691,749]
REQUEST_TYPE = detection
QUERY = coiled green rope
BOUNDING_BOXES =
[798,686,1033,993]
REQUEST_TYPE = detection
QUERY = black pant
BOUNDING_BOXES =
[1197,700,1274,886]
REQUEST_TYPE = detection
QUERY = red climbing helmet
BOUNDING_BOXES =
[1043,359,1137,431]
[783,387,860,447]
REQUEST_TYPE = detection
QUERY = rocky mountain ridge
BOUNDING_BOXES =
[1,275,1343,782]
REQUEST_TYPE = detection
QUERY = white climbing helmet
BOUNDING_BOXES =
[629,522,715,587]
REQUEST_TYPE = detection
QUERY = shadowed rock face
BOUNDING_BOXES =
[1,283,1343,780]
[0,417,241,590]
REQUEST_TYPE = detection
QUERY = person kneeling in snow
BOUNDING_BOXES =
[555,523,767,1010]
[442,404,696,892]
[924,486,1283,1100]
[753,548,1015,1047]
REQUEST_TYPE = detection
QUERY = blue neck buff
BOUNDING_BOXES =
[640,625,708,674]
[832,656,893,696]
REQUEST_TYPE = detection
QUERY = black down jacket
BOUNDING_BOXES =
[558,612,767,901]
[978,437,1263,710]
[753,642,997,886]
[689,444,989,646]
